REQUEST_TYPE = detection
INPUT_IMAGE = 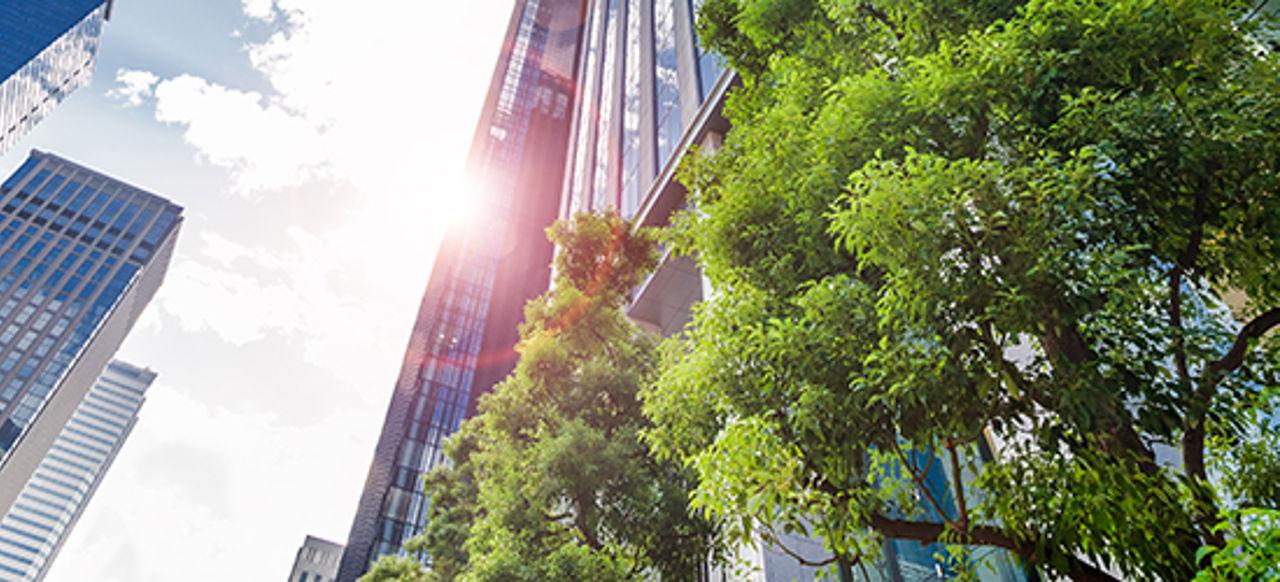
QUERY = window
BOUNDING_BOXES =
[654,0,684,167]
[567,0,606,213]
[591,0,622,210]
[619,0,644,217]
[690,0,724,101]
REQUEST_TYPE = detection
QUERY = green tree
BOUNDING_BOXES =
[369,213,718,581]
[644,1,1280,580]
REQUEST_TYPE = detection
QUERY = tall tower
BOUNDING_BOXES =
[0,359,155,581]
[287,535,343,582]
[334,1,587,578]
[0,0,117,156]
[0,150,181,521]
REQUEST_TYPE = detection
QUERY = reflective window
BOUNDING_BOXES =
[567,0,606,213]
[619,0,644,217]
[654,0,683,167]
[0,3,108,155]
[591,0,622,210]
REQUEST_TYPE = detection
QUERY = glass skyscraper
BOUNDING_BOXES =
[0,359,154,580]
[0,0,114,156]
[334,1,586,579]
[0,150,181,525]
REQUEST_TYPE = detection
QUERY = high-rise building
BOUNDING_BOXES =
[0,359,154,580]
[0,150,181,523]
[334,1,586,579]
[0,0,117,156]
[288,535,343,582]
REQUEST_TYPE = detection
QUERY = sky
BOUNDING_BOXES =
[0,0,516,578]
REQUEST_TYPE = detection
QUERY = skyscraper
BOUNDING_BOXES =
[334,1,586,578]
[287,535,343,582]
[0,0,116,156]
[0,359,154,580]
[0,150,181,522]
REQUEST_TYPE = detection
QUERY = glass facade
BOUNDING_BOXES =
[0,1,110,156]
[619,0,644,217]
[566,0,728,220]
[335,1,586,579]
[0,360,153,580]
[690,0,724,102]
[653,0,683,168]
[0,151,180,460]
[566,0,605,214]
[590,0,621,211]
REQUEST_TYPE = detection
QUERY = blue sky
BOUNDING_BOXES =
[0,0,514,578]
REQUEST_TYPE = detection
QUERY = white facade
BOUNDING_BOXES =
[289,535,343,582]
[0,360,155,580]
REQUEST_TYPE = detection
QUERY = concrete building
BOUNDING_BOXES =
[0,150,181,524]
[0,0,118,156]
[288,535,343,582]
[0,360,155,580]
[334,1,587,578]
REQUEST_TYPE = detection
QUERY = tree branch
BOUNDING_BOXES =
[759,524,839,567]
[858,3,903,42]
[945,441,970,531]
[890,440,954,528]
[1170,175,1208,393]
[1203,307,1280,385]
[1185,306,1280,479]
[866,515,1121,582]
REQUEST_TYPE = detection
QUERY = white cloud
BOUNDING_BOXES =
[105,69,159,107]
[149,75,325,195]
[50,1,521,580]
[48,386,376,582]
[154,258,302,346]
[241,0,275,21]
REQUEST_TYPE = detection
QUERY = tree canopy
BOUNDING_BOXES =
[363,213,717,581]
[645,0,1280,580]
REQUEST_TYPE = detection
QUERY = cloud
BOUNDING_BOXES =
[241,0,275,21]
[105,69,158,107]
[48,386,376,582]
[150,223,429,388]
[153,257,302,346]
[149,75,325,195]
[108,1,511,201]
[54,1,521,580]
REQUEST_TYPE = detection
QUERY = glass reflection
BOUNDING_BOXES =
[591,0,621,211]
[653,0,683,168]
[619,0,644,217]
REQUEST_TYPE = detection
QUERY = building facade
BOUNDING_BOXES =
[288,535,343,582]
[0,0,116,156]
[334,1,587,579]
[0,359,154,580]
[0,150,181,523]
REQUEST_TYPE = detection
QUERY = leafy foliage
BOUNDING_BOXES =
[371,213,717,581]
[647,0,1280,580]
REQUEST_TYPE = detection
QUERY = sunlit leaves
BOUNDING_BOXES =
[656,0,1280,579]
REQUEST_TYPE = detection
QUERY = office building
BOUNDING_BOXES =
[0,150,181,524]
[288,535,343,582]
[0,0,117,156]
[334,1,586,578]
[0,360,154,580]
